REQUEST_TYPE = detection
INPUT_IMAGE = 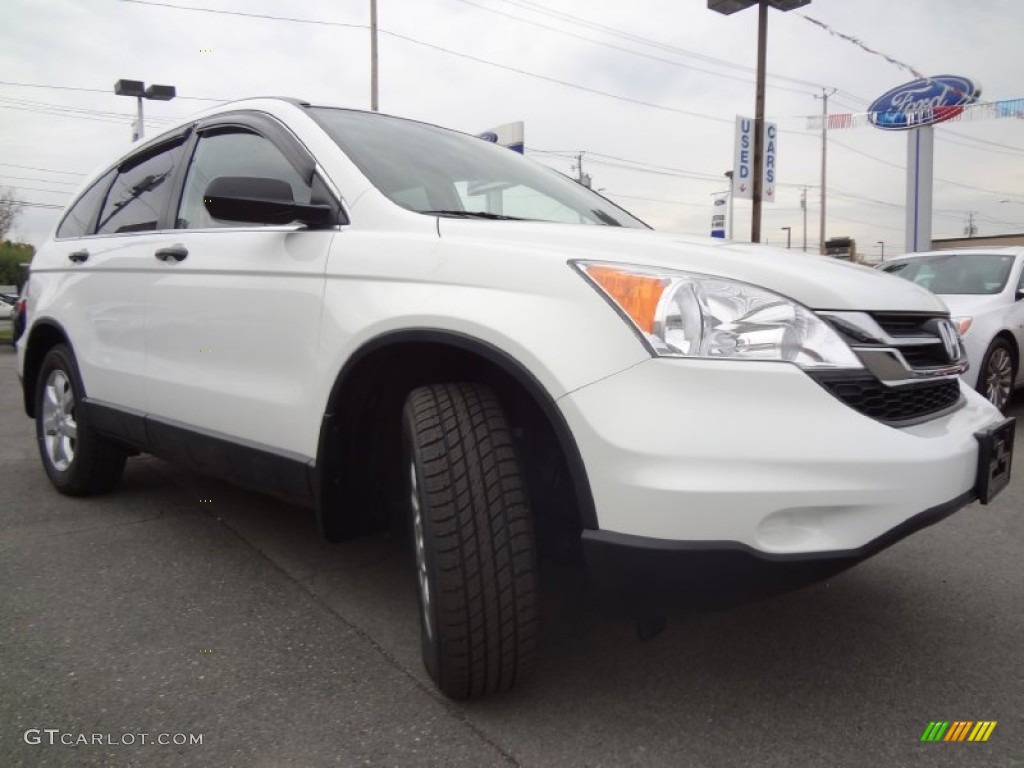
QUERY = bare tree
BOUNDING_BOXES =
[0,187,23,241]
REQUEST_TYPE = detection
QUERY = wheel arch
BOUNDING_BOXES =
[992,329,1019,364]
[21,319,73,418]
[313,329,597,546]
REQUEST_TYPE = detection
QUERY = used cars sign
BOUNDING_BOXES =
[869,75,980,130]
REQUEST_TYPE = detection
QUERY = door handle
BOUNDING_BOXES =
[68,249,89,264]
[155,244,189,262]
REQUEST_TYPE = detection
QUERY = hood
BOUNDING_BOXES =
[437,220,946,313]
[934,292,1005,317]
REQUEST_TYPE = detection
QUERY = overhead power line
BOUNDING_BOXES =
[9,199,65,210]
[3,185,71,196]
[116,0,736,125]
[0,162,86,176]
[937,128,1024,156]
[0,79,225,102]
[604,192,708,208]
[449,0,820,97]
[486,0,850,95]
[0,175,79,187]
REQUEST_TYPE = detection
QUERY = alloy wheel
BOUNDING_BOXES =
[984,347,1013,410]
[41,369,77,471]
[410,459,434,641]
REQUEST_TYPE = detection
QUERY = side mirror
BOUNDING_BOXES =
[1016,288,1024,301]
[203,176,335,228]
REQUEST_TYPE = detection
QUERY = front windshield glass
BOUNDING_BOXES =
[881,252,1015,295]
[310,108,648,229]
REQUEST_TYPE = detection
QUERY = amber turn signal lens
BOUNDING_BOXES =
[585,266,667,333]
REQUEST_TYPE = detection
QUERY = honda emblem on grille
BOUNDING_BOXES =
[937,320,960,362]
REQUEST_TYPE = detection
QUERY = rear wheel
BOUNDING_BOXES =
[977,339,1016,411]
[402,382,538,699]
[35,344,127,495]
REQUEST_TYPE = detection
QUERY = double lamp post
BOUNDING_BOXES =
[114,79,177,142]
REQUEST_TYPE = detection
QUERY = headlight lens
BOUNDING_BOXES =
[577,262,862,370]
[951,315,973,336]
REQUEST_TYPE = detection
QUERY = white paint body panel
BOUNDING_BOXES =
[559,359,999,551]
[18,99,1009,558]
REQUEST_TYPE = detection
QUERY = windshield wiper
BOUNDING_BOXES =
[421,210,527,221]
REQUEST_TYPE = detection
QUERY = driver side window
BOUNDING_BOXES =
[177,129,312,229]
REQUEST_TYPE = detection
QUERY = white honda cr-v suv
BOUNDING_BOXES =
[17,97,1015,699]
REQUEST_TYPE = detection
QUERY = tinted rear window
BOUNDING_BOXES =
[56,169,116,239]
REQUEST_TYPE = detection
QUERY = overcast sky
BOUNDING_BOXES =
[2,0,1023,256]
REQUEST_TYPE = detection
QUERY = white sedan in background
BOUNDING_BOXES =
[879,247,1024,410]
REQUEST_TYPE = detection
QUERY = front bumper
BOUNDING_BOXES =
[583,489,974,612]
[557,357,1006,608]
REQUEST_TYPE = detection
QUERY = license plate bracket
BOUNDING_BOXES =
[975,418,1015,505]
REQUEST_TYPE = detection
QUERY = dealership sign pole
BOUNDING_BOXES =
[708,0,810,243]
[867,75,981,252]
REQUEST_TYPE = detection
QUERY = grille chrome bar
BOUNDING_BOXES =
[818,310,968,385]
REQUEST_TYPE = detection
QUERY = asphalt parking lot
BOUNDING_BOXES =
[2,343,1022,767]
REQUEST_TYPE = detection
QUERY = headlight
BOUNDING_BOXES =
[576,262,862,370]
[951,315,973,336]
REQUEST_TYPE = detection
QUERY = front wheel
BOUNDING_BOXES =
[35,344,127,495]
[977,339,1016,411]
[403,383,538,699]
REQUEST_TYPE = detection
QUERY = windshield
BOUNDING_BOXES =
[881,252,1015,295]
[310,108,648,229]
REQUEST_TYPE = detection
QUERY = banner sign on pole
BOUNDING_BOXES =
[733,117,776,202]
[763,121,777,203]
[733,116,753,200]
[711,193,727,238]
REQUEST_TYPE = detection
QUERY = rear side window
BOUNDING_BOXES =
[56,169,116,239]
[96,140,185,235]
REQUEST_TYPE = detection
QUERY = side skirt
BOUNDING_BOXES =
[82,398,316,508]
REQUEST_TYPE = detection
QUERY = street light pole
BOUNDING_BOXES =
[800,186,808,251]
[781,226,792,249]
[876,240,885,260]
[815,87,835,254]
[135,95,144,142]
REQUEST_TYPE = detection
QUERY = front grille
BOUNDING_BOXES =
[899,346,956,368]
[871,312,935,337]
[814,375,962,425]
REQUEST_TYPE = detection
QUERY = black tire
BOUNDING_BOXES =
[402,382,538,699]
[35,344,127,495]
[976,338,1016,412]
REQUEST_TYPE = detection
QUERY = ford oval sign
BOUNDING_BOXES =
[869,75,980,130]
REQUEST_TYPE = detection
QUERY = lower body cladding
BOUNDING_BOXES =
[558,357,1012,612]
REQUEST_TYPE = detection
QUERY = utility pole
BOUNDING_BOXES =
[815,87,835,254]
[800,186,808,251]
[370,0,379,111]
[573,152,592,188]
[964,211,978,237]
